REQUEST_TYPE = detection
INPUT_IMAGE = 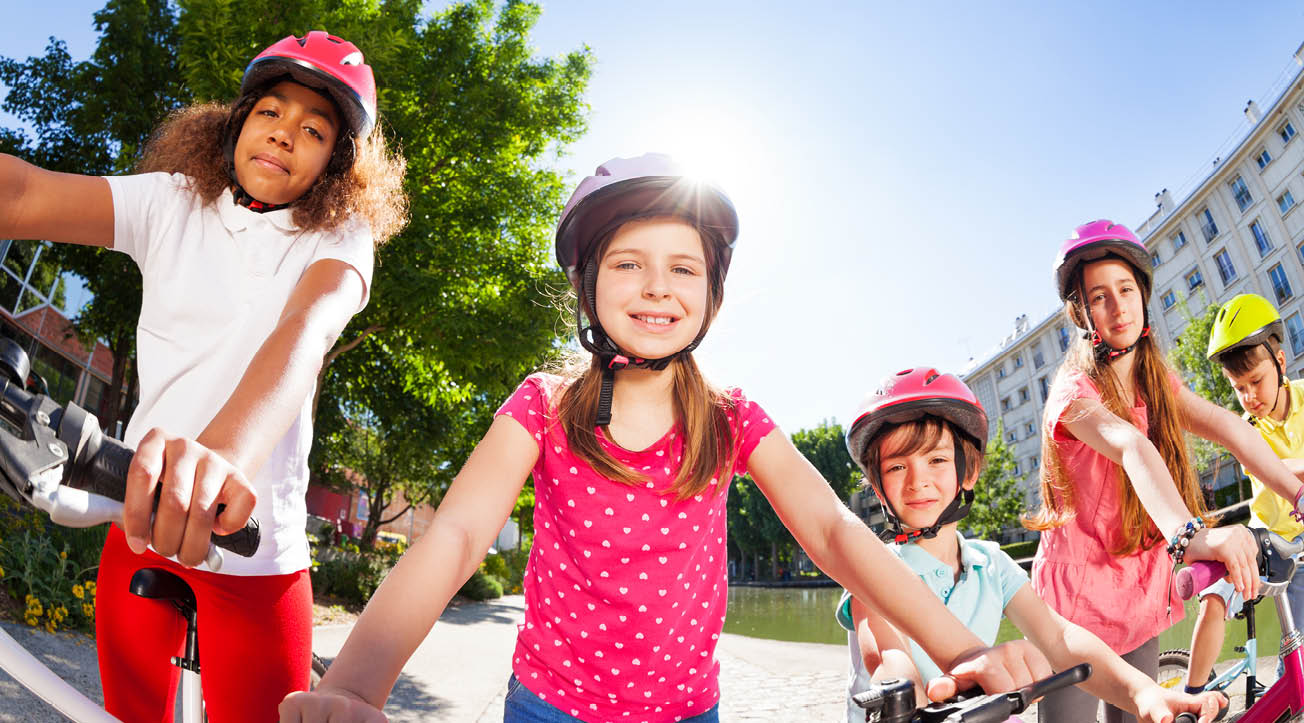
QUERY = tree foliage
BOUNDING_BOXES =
[1168,296,1240,474]
[965,421,1026,540]
[1,0,593,531]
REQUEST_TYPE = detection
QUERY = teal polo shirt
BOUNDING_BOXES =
[836,532,1030,710]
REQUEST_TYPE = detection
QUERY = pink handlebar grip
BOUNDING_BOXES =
[1176,561,1227,601]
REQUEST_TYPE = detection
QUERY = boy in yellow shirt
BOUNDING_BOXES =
[1185,293,1304,693]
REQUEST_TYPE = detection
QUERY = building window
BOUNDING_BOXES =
[997,365,1006,379]
[1161,289,1177,309]
[1032,347,1045,369]
[1251,221,1273,257]
[1172,230,1187,249]
[1013,354,1023,369]
[1213,249,1237,284]
[1287,312,1304,356]
[1038,376,1049,402]
[1019,387,1029,404]
[1270,263,1294,304]
[1031,455,1040,470]
[1257,148,1273,169]
[1279,190,1297,215]
[1024,422,1035,438]
[1230,176,1253,212]
[1186,268,1204,291]
[1150,251,1161,268]
[1297,239,1304,267]
[1199,208,1218,242]
[1058,325,1070,352]
[1013,460,1022,476]
[1001,397,1011,412]
[1007,430,1018,444]
[1280,121,1297,145]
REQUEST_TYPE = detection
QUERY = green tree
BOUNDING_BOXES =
[965,421,1026,540]
[790,420,858,502]
[1,0,592,530]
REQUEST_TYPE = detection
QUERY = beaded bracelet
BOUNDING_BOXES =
[1166,517,1205,564]
[1293,487,1304,524]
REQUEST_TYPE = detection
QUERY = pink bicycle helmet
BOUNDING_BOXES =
[1052,219,1151,302]
[240,31,377,139]
[844,367,988,543]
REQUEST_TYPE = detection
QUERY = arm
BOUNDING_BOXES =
[0,154,113,246]
[852,595,925,703]
[746,430,1049,693]
[1179,384,1304,504]
[1060,397,1259,598]
[1006,585,1224,723]
[285,415,537,716]
[123,259,366,565]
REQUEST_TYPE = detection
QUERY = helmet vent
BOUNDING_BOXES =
[340,51,363,66]
[295,35,308,47]
[1229,308,1241,326]
[895,369,912,376]
[925,373,939,385]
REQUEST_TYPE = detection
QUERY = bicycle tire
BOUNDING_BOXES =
[1157,648,1192,690]
[310,652,328,690]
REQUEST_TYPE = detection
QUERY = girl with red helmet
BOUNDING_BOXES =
[282,154,1052,723]
[0,31,406,721]
[1028,220,1304,722]
[838,367,1224,723]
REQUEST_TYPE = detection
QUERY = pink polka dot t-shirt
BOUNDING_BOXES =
[496,373,776,722]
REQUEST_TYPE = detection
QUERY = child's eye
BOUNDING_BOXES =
[672,266,696,276]
[930,456,949,465]
[305,126,324,140]
[614,260,638,270]
[259,109,279,118]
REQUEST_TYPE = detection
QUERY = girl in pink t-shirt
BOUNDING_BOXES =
[283,155,1055,723]
[1026,220,1304,723]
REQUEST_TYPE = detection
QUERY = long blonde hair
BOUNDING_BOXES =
[551,219,738,500]
[1025,265,1210,555]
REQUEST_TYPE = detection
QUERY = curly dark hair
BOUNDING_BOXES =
[135,89,408,245]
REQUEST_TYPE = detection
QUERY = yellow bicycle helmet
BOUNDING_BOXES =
[1207,293,1285,361]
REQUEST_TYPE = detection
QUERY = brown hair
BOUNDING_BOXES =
[860,417,984,492]
[551,219,737,500]
[1025,263,1211,555]
[1217,336,1282,377]
[135,93,408,245]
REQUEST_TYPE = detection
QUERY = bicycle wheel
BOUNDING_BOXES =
[310,652,328,690]
[1157,648,1191,690]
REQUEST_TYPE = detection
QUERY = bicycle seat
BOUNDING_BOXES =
[129,568,196,607]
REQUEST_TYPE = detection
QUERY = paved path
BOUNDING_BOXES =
[0,597,1280,721]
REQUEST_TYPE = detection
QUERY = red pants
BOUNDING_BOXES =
[95,525,312,723]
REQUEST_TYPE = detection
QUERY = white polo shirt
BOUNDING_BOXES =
[104,172,374,576]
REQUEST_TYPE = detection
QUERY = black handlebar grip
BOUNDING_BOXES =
[87,434,261,558]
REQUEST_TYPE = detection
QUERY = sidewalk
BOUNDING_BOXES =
[0,597,1278,721]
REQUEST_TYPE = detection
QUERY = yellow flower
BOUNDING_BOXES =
[0,565,5,578]
[23,614,37,627]
[44,620,56,633]
[72,584,84,599]
[59,550,67,560]
[81,603,94,618]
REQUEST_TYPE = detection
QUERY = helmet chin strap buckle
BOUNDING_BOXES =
[607,355,630,371]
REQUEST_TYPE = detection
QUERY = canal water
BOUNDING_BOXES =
[725,584,1276,663]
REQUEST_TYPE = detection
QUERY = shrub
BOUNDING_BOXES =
[1000,540,1038,560]
[310,551,389,606]
[0,495,104,633]
[459,569,503,601]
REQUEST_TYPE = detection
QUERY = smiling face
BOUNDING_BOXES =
[231,80,340,206]
[1080,257,1146,349]
[875,422,973,532]
[592,217,712,361]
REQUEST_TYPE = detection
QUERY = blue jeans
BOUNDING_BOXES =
[503,675,720,723]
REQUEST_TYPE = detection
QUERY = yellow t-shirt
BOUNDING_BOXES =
[1246,378,1304,540]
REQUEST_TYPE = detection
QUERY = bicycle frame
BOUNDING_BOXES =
[1233,580,1304,722]
[0,625,120,723]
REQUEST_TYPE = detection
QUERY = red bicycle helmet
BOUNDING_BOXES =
[1052,219,1151,302]
[845,368,988,471]
[240,31,377,139]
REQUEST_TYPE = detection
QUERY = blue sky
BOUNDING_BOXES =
[4,3,1304,432]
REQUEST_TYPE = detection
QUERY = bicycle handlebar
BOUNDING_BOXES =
[1176,562,1225,601]
[0,344,260,566]
[1175,527,1304,601]
[854,663,1091,722]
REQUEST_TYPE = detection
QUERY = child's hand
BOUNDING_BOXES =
[1132,685,1226,723]
[279,687,387,723]
[1187,525,1259,601]
[926,639,1053,701]
[122,427,257,567]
